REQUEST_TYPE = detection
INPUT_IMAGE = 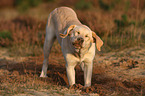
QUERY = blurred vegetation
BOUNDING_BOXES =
[114,14,136,31]
[0,30,12,40]
[14,0,55,12]
[15,0,42,12]
[0,30,13,47]
[75,0,92,10]
[0,0,145,56]
[98,0,114,11]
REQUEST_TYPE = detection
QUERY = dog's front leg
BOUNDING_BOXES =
[65,63,76,86]
[84,62,93,87]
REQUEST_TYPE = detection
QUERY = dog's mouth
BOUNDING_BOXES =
[72,41,83,49]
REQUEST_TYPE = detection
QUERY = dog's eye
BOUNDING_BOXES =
[77,32,80,34]
[85,35,88,37]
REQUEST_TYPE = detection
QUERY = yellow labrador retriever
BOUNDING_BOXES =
[40,7,103,87]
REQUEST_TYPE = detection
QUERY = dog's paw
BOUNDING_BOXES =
[40,74,47,77]
[69,84,83,90]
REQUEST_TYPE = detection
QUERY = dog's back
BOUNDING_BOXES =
[48,7,81,34]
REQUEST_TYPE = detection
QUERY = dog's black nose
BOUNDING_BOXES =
[77,37,84,43]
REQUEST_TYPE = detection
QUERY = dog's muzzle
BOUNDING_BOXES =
[72,37,84,49]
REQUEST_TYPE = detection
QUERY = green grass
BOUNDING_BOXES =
[75,0,93,10]
[15,0,42,12]
[0,30,12,40]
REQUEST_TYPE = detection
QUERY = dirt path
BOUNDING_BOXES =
[96,46,145,80]
[0,46,145,96]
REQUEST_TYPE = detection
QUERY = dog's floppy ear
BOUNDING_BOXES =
[92,31,103,51]
[60,25,76,38]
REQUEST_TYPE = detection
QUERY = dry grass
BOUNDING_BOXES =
[0,16,46,56]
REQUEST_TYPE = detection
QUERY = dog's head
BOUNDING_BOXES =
[60,25,103,51]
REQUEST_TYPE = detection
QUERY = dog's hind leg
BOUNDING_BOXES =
[40,27,55,77]
[40,17,56,77]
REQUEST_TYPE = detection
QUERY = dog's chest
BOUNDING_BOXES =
[73,49,89,62]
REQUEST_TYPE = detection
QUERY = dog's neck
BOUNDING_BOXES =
[72,43,92,58]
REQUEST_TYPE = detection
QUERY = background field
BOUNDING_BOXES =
[0,0,145,96]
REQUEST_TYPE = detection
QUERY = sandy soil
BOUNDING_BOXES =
[0,46,145,96]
